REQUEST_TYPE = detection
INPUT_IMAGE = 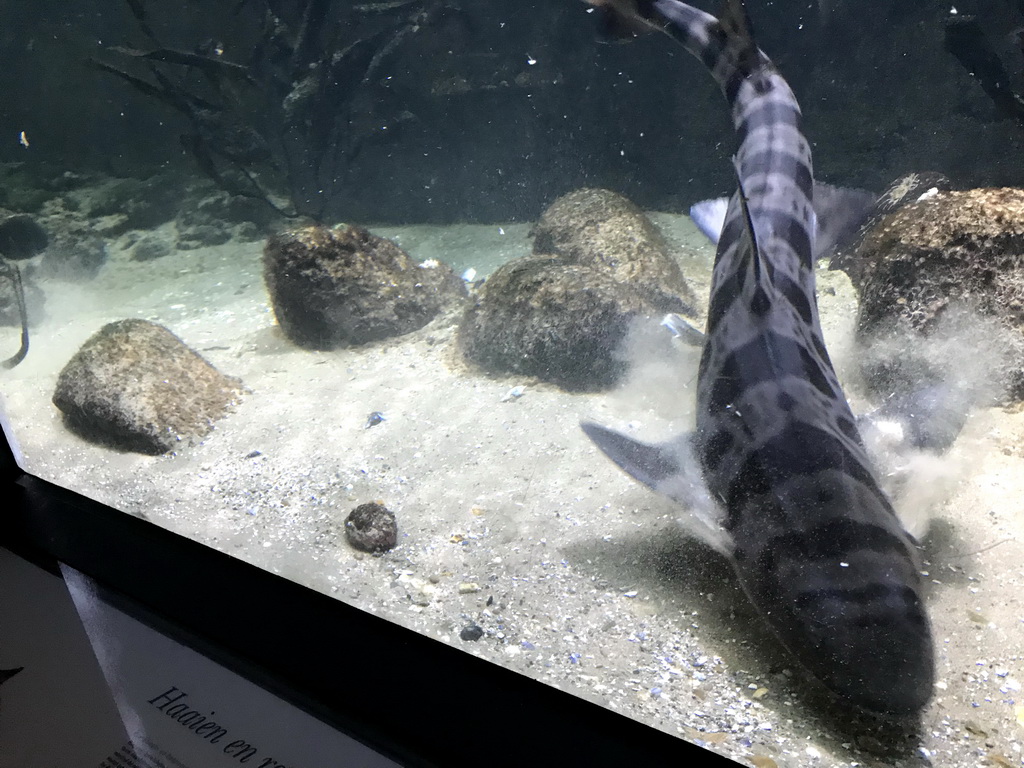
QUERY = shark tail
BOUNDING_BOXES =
[585,0,663,41]
[717,0,763,77]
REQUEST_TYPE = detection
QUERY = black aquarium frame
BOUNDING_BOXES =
[0,425,731,767]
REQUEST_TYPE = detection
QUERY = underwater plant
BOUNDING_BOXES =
[0,259,28,369]
[91,0,463,222]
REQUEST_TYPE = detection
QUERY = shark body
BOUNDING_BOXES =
[583,0,934,715]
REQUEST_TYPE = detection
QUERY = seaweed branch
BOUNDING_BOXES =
[0,260,29,370]
[93,0,460,221]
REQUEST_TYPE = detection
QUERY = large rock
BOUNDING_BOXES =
[853,187,1024,334]
[831,172,953,284]
[460,188,696,391]
[53,319,245,455]
[531,187,696,313]
[849,186,1024,399]
[459,255,657,391]
[263,224,466,349]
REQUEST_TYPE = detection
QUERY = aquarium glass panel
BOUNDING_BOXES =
[2,1,1023,765]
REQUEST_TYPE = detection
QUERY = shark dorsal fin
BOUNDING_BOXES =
[734,164,759,264]
[732,161,774,316]
[719,0,761,75]
[732,160,772,286]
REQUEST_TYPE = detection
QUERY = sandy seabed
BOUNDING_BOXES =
[1,213,1022,768]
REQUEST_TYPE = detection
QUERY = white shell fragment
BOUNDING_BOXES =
[500,385,526,402]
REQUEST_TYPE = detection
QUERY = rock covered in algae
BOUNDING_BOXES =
[459,188,696,392]
[459,255,657,391]
[531,187,697,312]
[344,502,398,554]
[52,319,245,455]
[853,187,1024,332]
[830,172,953,284]
[263,224,466,350]
[850,186,1024,398]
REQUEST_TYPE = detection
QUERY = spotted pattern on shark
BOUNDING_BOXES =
[582,0,934,716]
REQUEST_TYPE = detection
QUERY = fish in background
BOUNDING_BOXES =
[582,0,935,715]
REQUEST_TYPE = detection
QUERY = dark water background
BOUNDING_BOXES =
[2,0,1023,223]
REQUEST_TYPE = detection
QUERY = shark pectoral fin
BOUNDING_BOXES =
[581,421,680,491]
[689,197,729,245]
[581,421,733,555]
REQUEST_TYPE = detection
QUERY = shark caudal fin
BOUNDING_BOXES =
[718,0,761,73]
[585,0,664,41]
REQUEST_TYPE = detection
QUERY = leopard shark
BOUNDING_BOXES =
[582,0,934,715]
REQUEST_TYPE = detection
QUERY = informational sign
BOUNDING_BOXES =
[0,548,401,768]
[0,548,128,767]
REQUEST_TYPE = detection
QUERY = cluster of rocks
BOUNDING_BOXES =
[51,174,1024,463]
[0,165,287,332]
[0,164,277,248]
[74,177,275,254]
[42,197,699,564]
[36,174,1024,565]
[0,164,280,279]
[458,188,698,391]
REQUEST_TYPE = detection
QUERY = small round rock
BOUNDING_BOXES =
[459,624,485,642]
[344,502,398,553]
